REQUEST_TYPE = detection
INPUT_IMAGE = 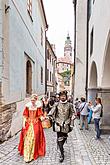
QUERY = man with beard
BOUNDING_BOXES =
[47,91,75,163]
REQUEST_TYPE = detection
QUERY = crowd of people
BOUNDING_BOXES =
[18,92,103,163]
[74,97,103,140]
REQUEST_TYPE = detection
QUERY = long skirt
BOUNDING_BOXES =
[18,120,46,162]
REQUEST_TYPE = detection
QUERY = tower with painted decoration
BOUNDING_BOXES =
[57,34,74,95]
[64,33,72,62]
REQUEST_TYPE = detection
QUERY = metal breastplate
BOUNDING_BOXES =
[56,102,70,123]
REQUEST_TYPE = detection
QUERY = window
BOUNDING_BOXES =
[47,69,49,81]
[90,28,94,56]
[47,49,49,59]
[50,55,51,63]
[50,71,51,82]
[65,81,70,86]
[52,73,54,82]
[26,60,32,95]
[88,0,92,20]
[27,0,32,20]
[54,60,56,68]
[41,27,43,46]
[67,81,70,86]
[52,58,53,65]
[93,0,95,4]
[41,67,43,84]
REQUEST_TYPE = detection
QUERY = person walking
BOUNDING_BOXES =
[90,97,102,140]
[42,96,51,128]
[47,91,75,163]
[79,97,89,130]
[18,95,46,163]
[42,96,51,114]
[74,98,81,120]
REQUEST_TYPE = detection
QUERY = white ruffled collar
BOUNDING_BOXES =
[25,100,42,110]
[60,100,67,104]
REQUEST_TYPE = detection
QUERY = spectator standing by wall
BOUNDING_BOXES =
[90,98,102,140]
[79,97,89,130]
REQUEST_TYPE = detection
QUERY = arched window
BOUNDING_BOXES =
[26,60,32,95]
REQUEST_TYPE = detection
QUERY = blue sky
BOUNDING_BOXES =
[43,0,74,58]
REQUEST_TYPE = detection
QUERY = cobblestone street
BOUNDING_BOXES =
[0,121,110,165]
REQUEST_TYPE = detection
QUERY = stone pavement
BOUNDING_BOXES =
[0,120,110,165]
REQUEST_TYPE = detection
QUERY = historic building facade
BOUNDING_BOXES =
[73,0,88,100]
[57,34,74,95]
[46,39,57,97]
[88,0,110,128]
[56,73,65,93]
[0,0,48,140]
[74,0,110,129]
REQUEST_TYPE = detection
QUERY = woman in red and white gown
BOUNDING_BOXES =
[18,96,46,162]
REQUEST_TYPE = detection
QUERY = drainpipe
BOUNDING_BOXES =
[45,34,47,95]
[0,1,3,105]
[85,0,89,100]
[73,0,77,99]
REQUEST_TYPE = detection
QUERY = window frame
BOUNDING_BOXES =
[90,27,94,56]
[41,27,43,46]
[41,67,43,84]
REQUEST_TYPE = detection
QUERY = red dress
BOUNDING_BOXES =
[18,105,46,162]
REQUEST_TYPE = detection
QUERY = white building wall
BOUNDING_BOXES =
[2,0,46,104]
[47,59,53,75]
[88,0,110,87]
[46,42,57,96]
[74,0,87,99]
[0,1,2,81]
[88,0,110,127]
[0,0,47,138]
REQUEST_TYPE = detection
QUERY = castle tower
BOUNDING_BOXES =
[64,33,72,61]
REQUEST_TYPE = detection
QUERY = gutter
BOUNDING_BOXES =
[85,0,89,100]
[40,0,48,29]
[73,0,77,98]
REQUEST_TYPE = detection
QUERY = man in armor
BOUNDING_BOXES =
[48,90,75,163]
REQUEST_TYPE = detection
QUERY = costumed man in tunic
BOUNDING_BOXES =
[47,91,75,163]
[18,94,46,163]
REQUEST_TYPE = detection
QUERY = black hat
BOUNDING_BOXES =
[59,90,68,96]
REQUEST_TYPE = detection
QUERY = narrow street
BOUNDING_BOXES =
[0,120,110,165]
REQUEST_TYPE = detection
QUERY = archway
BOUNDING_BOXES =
[26,60,32,95]
[102,37,110,87]
[89,61,97,88]
[100,36,110,126]
[88,61,98,102]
